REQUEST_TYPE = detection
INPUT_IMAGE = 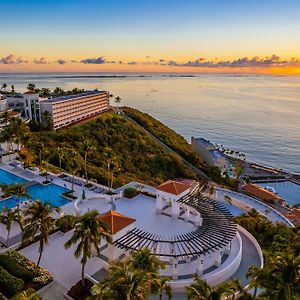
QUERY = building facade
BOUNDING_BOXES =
[191,137,228,174]
[40,90,110,129]
[5,90,110,129]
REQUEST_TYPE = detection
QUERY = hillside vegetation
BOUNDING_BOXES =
[23,112,197,187]
[122,107,236,187]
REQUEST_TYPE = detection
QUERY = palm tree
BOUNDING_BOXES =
[23,200,60,265]
[0,183,31,229]
[114,96,121,107]
[224,194,233,205]
[11,85,15,94]
[80,140,94,183]
[104,147,114,191]
[225,279,244,300]
[0,110,11,126]
[130,248,165,273]
[91,259,154,299]
[186,274,231,300]
[267,254,300,299]
[57,147,68,170]
[41,110,53,130]
[1,83,7,92]
[1,208,18,247]
[246,265,269,299]
[40,87,51,97]
[110,160,121,190]
[153,277,172,300]
[64,210,111,286]
[9,117,30,151]
[27,83,36,91]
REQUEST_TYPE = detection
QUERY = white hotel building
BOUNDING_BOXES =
[40,90,110,129]
[5,90,110,129]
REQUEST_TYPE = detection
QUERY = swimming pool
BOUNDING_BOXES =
[0,169,71,210]
[0,168,27,185]
[257,180,300,206]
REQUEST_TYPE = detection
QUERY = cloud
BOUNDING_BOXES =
[34,57,48,64]
[0,54,27,64]
[81,57,105,64]
[56,59,67,65]
[166,55,300,68]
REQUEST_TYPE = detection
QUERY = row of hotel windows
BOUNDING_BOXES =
[53,108,109,129]
[52,99,109,115]
[52,103,108,122]
[53,104,108,124]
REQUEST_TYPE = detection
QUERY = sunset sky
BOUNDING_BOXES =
[1,0,300,74]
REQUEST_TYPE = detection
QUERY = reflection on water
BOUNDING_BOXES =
[1,73,299,174]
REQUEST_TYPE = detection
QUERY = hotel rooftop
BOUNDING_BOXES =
[43,90,107,103]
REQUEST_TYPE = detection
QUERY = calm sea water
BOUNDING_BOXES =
[0,73,299,174]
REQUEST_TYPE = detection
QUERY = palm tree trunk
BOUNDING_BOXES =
[253,286,257,299]
[59,157,62,169]
[6,230,10,248]
[81,263,86,287]
[37,249,43,266]
[107,162,111,192]
[84,153,88,183]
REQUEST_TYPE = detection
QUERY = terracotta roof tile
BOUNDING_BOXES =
[99,210,135,235]
[244,183,282,202]
[156,180,191,195]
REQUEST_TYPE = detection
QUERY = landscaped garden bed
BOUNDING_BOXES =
[0,250,53,299]
[62,191,77,200]
[67,279,93,300]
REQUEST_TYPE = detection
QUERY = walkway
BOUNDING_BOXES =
[216,188,293,226]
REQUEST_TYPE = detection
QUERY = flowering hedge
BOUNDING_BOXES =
[5,251,53,289]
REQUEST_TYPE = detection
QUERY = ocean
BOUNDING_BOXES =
[0,73,299,174]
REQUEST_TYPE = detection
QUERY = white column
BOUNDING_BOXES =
[184,207,190,221]
[196,255,204,276]
[214,249,222,267]
[156,196,163,213]
[224,242,231,255]
[107,243,115,262]
[172,258,178,280]
[196,213,203,226]
[171,201,180,218]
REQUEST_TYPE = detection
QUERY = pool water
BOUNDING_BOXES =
[219,201,244,216]
[0,169,70,210]
[257,180,300,206]
[0,169,27,185]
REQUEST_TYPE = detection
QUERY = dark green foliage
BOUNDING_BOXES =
[0,255,34,281]
[27,112,196,187]
[123,107,237,188]
[56,215,78,233]
[0,266,24,297]
[123,187,138,199]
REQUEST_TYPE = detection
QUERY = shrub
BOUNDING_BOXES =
[67,279,93,300]
[0,266,24,297]
[5,251,53,289]
[56,215,77,233]
[0,292,7,300]
[0,255,34,281]
[123,187,138,199]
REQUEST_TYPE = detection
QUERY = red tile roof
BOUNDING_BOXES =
[244,183,282,203]
[23,91,37,94]
[99,210,135,235]
[156,180,191,195]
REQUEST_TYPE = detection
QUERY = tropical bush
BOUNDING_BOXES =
[0,266,24,297]
[0,255,34,281]
[5,251,53,289]
[123,187,138,199]
[25,112,197,187]
[56,215,77,233]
